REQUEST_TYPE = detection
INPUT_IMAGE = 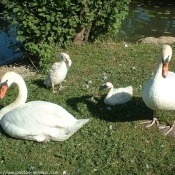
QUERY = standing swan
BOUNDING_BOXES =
[44,53,72,93]
[142,45,175,136]
[0,72,89,142]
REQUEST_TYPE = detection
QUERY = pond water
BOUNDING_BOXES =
[0,12,22,66]
[116,0,175,41]
[0,0,175,65]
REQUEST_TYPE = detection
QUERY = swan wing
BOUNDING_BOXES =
[113,86,133,94]
[0,101,77,135]
[44,62,62,85]
[105,86,133,105]
[44,62,68,86]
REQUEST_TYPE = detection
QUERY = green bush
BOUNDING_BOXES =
[2,0,130,71]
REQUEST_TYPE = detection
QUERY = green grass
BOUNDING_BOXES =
[1,42,175,174]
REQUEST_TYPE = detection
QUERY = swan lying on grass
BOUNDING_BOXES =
[99,82,133,106]
[44,53,72,93]
[0,72,89,143]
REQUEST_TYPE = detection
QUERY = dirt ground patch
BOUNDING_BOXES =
[0,63,37,79]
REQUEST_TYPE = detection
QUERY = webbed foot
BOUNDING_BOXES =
[159,121,175,137]
[141,118,159,128]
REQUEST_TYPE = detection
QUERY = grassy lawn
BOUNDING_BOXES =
[0,42,175,174]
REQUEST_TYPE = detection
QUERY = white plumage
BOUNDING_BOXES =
[0,72,89,143]
[142,45,175,136]
[44,53,72,93]
[99,82,133,106]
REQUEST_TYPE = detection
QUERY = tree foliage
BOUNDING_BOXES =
[1,0,130,70]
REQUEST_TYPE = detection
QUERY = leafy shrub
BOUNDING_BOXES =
[1,0,130,71]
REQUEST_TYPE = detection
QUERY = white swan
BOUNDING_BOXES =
[0,72,89,142]
[142,45,175,136]
[44,53,72,93]
[99,82,133,106]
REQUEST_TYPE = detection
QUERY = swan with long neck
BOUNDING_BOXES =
[0,72,89,142]
[142,45,175,136]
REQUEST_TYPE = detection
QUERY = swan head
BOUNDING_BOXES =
[60,53,72,68]
[99,82,113,90]
[160,45,172,78]
[0,72,23,99]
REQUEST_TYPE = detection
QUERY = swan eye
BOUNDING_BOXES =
[0,80,8,88]
[162,56,170,65]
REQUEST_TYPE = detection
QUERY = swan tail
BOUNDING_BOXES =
[66,119,90,136]
[126,86,133,95]
[50,119,90,141]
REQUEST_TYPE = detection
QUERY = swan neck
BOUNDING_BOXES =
[0,75,27,119]
[106,86,114,98]
[154,56,163,79]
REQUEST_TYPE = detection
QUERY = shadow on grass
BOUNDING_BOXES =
[167,168,175,175]
[32,79,46,88]
[66,95,153,122]
[33,79,64,92]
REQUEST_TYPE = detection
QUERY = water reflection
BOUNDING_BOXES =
[117,0,175,42]
[0,13,22,66]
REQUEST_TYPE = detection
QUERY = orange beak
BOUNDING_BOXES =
[0,84,8,99]
[162,62,169,78]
